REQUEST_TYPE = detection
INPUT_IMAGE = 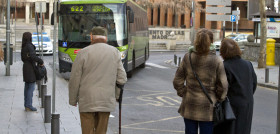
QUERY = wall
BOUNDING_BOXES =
[242,42,280,65]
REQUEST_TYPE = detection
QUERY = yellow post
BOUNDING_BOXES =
[266,38,276,66]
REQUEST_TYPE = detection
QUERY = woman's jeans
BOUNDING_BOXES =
[184,118,213,134]
[24,82,36,108]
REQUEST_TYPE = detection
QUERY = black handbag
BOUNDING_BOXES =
[33,63,47,82]
[188,52,236,125]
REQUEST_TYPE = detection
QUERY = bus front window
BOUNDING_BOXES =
[59,4,127,48]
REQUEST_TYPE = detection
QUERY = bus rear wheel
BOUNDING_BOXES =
[127,52,135,78]
[139,49,146,68]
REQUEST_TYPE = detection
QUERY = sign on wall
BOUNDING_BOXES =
[35,1,47,13]
[149,30,185,40]
[206,0,232,22]
[267,22,280,38]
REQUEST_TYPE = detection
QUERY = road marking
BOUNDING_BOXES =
[122,116,181,127]
[124,89,171,93]
[122,104,178,108]
[146,63,168,69]
[122,126,184,133]
[156,96,181,105]
[123,92,173,99]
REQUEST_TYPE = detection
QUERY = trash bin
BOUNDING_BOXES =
[3,43,13,65]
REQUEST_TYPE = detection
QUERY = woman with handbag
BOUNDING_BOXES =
[21,32,44,111]
[213,38,257,134]
[173,29,228,134]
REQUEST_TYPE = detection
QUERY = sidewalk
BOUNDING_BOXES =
[0,59,278,134]
[0,61,114,134]
[252,61,279,90]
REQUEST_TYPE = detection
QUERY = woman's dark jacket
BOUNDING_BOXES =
[214,56,257,134]
[21,42,43,82]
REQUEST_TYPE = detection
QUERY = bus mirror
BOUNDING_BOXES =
[51,13,54,25]
[129,10,134,23]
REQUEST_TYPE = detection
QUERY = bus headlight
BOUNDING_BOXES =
[120,51,127,60]
[58,51,73,63]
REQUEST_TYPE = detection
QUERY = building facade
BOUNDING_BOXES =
[8,0,254,31]
[142,0,254,31]
[7,0,54,24]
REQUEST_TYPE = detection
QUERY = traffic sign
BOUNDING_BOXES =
[206,0,231,6]
[232,10,240,15]
[231,15,236,22]
[35,1,46,13]
[206,14,231,21]
[206,7,231,14]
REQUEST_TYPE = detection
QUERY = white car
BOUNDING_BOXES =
[32,32,53,55]
[214,34,249,50]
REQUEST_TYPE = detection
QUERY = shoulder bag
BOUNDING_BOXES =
[188,52,235,125]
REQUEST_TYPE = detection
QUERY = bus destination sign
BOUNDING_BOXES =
[71,6,84,12]
[92,5,111,12]
[66,5,111,13]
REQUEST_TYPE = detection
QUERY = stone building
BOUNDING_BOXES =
[141,0,254,31]
[0,0,54,24]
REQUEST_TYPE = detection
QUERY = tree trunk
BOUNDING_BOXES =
[0,7,5,24]
[279,0,280,13]
[258,0,266,68]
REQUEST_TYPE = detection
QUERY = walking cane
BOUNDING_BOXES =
[117,84,124,134]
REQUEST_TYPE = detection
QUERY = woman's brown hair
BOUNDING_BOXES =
[220,38,242,60]
[195,29,211,55]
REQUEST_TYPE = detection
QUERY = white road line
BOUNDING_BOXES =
[146,63,168,69]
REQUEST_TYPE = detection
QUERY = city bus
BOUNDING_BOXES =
[55,0,149,77]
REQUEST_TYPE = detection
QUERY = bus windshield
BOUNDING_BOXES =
[59,3,127,47]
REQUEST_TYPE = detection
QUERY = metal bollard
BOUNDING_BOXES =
[37,80,42,98]
[265,68,269,83]
[44,95,51,123]
[51,114,60,134]
[41,84,47,108]
[174,55,177,65]
[178,57,181,66]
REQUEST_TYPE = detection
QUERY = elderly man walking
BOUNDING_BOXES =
[69,26,127,134]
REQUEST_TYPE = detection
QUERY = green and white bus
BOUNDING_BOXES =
[56,0,149,77]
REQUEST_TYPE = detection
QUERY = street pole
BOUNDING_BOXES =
[51,1,60,134]
[277,64,280,134]
[236,7,239,34]
[6,0,11,76]
[232,22,233,34]
[52,0,57,115]
[191,0,196,45]
[14,0,17,62]
[40,3,43,59]
[223,21,225,39]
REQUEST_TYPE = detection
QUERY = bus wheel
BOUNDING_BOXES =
[139,49,146,68]
[127,52,135,78]
[127,70,133,78]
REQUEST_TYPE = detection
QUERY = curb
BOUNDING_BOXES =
[257,82,278,90]
[150,49,187,52]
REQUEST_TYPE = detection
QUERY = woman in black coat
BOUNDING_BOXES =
[21,32,44,111]
[213,38,257,134]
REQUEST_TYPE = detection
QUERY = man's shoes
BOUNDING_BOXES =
[25,107,37,111]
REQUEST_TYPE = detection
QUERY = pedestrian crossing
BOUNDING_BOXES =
[146,62,169,69]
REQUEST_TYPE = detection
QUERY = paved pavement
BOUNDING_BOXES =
[0,61,114,134]
[252,62,279,89]
[0,54,279,134]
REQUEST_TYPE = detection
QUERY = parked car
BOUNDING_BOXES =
[32,32,53,55]
[214,34,249,50]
